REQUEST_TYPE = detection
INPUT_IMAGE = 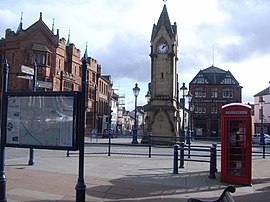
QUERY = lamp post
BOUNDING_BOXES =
[259,96,265,158]
[145,90,151,103]
[0,59,9,201]
[180,82,187,143]
[190,104,195,141]
[186,90,192,157]
[132,83,140,144]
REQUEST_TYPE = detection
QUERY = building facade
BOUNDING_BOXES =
[189,65,242,138]
[253,83,270,135]
[0,12,112,134]
[143,4,180,144]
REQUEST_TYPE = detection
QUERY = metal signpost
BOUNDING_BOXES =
[0,59,9,202]
[29,62,37,166]
[75,58,87,201]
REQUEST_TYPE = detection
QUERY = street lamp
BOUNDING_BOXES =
[145,90,151,103]
[132,83,140,144]
[186,91,192,157]
[259,96,265,158]
[190,104,195,141]
[180,82,188,143]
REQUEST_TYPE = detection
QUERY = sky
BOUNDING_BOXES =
[1,0,270,111]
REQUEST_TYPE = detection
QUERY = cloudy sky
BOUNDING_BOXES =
[1,0,269,110]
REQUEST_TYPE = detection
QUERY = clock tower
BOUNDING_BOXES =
[143,4,180,144]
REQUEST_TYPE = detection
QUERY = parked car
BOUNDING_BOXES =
[252,134,270,144]
[102,129,117,138]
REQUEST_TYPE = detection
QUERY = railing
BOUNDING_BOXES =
[67,133,270,159]
[173,142,217,179]
[67,133,176,157]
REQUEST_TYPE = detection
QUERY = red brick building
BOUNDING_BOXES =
[0,12,112,133]
[189,65,242,138]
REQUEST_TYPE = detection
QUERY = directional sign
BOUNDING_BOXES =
[37,80,53,89]
[21,65,34,76]
[17,75,33,80]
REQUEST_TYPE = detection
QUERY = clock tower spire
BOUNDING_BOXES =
[143,3,180,144]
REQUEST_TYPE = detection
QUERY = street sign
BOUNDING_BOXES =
[21,65,34,76]
[36,80,53,89]
[17,74,32,80]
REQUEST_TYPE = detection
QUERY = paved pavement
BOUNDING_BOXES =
[3,143,270,202]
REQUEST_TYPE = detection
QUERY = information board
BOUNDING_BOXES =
[4,91,79,150]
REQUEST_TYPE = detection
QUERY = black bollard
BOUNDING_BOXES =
[173,144,179,174]
[148,132,152,158]
[179,142,185,168]
[209,146,216,179]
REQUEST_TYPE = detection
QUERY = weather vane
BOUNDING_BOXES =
[163,0,167,4]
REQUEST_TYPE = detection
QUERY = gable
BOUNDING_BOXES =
[191,66,240,85]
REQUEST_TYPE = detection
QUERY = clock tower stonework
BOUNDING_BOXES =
[143,4,180,144]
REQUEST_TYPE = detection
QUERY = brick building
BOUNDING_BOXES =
[0,12,112,133]
[189,65,242,138]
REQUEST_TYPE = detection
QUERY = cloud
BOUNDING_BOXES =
[95,32,150,83]
[216,0,270,62]
[1,0,270,108]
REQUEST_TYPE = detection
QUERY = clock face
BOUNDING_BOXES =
[157,43,169,53]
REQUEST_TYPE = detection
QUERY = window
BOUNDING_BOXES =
[58,59,61,69]
[47,54,51,66]
[86,70,90,81]
[211,88,217,98]
[193,74,206,84]
[195,87,206,98]
[92,72,95,82]
[222,88,233,98]
[41,54,46,65]
[197,77,204,83]
[196,106,206,114]
[211,104,218,114]
[63,81,73,91]
[27,52,32,63]
[36,54,41,64]
[224,78,232,84]
[221,75,237,84]
[12,52,15,64]
[33,53,41,64]
[195,103,206,114]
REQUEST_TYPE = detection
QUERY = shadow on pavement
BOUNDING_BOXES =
[86,170,226,201]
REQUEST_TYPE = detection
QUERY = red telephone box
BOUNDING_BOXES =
[221,103,252,185]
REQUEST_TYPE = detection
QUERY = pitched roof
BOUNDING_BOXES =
[202,66,226,74]
[254,87,270,97]
[24,12,55,38]
[190,65,240,85]
[151,4,177,42]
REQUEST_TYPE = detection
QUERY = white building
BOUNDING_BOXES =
[253,82,270,134]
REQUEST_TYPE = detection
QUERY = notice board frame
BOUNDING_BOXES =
[3,91,80,150]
